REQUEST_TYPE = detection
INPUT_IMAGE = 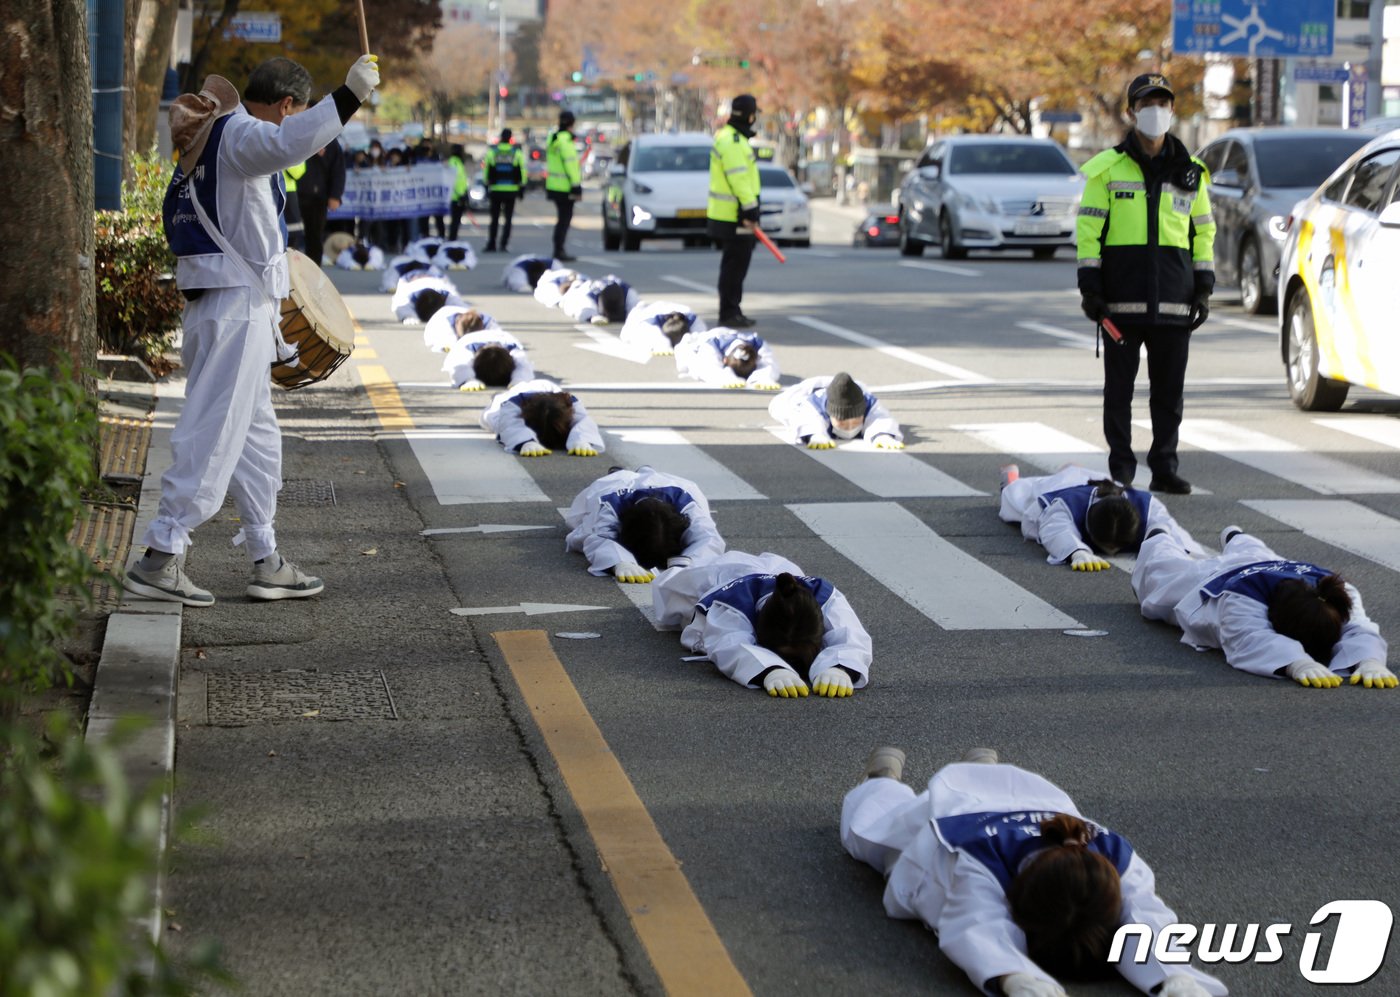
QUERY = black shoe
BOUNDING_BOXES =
[1149,471,1192,495]
[721,313,756,329]
[483,243,497,253]
[555,252,577,262]
[1109,465,1134,486]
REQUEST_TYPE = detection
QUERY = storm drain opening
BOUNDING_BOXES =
[204,669,397,725]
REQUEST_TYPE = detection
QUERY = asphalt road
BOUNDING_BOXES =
[169,192,1400,996]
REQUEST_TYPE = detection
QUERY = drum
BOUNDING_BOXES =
[272,248,355,390]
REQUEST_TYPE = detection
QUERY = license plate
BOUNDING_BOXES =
[1013,219,1062,236]
[675,208,707,218]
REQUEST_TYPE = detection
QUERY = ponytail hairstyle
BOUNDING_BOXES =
[471,344,515,387]
[454,309,487,337]
[1268,575,1352,664]
[1082,479,1142,555]
[753,573,825,676]
[521,258,551,288]
[616,496,691,570]
[660,312,692,347]
[413,288,449,323]
[722,342,759,380]
[518,391,575,450]
[1007,814,1124,980]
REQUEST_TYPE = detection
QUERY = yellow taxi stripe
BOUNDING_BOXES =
[1329,225,1380,387]
[494,630,751,997]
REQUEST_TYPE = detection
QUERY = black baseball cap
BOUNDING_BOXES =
[1126,73,1174,106]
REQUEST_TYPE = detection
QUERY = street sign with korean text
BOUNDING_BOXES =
[225,12,282,43]
[1173,0,1334,57]
[1293,63,1350,83]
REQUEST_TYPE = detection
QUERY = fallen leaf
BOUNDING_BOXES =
[169,922,183,933]
[393,480,406,489]
[267,750,277,757]
[194,648,207,660]
[301,709,320,718]
[360,547,378,556]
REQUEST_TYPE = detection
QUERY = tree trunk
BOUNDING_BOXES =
[0,0,97,377]
[183,0,240,93]
[131,0,180,155]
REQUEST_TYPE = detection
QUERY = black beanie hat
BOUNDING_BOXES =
[731,94,758,116]
[824,373,866,422]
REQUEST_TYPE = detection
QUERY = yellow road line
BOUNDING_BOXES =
[357,364,414,432]
[493,630,751,997]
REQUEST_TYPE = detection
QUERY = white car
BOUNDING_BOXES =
[1278,129,1400,410]
[757,165,811,247]
[602,132,713,251]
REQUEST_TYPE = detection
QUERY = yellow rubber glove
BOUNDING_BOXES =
[748,381,781,391]
[458,379,486,392]
[518,442,551,457]
[1069,548,1111,572]
[811,667,854,698]
[1285,659,1342,688]
[568,445,599,457]
[613,561,655,584]
[763,669,809,698]
[722,379,746,389]
[1350,659,1398,689]
[872,434,904,450]
[806,434,836,450]
[652,349,674,357]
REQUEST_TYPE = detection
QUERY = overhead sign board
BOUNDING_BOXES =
[226,12,281,43]
[1172,0,1334,57]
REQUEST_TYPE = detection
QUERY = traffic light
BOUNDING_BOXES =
[571,71,583,82]
[739,59,750,69]
[633,72,645,82]
[498,85,508,98]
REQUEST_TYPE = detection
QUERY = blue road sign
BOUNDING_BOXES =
[1293,64,1350,83]
[1172,0,1334,57]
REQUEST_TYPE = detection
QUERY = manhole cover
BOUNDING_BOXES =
[224,478,336,508]
[205,669,396,725]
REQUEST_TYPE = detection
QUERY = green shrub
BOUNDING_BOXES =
[0,356,100,699]
[95,152,182,363]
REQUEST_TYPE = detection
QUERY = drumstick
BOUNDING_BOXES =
[355,0,370,55]
[753,225,786,264]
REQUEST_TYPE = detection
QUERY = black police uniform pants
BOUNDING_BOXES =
[549,191,576,256]
[1102,322,1191,484]
[713,224,756,320]
[487,191,516,248]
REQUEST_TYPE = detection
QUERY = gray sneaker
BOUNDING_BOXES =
[864,746,906,782]
[124,557,215,608]
[247,555,324,601]
[962,747,999,765]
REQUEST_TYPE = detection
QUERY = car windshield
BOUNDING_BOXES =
[632,145,711,172]
[1253,135,1373,188]
[758,168,796,188]
[947,143,1074,175]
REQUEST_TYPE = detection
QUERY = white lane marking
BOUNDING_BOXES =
[789,501,1080,630]
[953,422,1106,475]
[1016,320,1096,349]
[450,602,610,617]
[403,430,550,504]
[575,256,617,268]
[1215,316,1275,335]
[801,249,841,258]
[897,260,983,278]
[767,428,985,497]
[789,316,990,383]
[606,427,767,500]
[662,274,714,294]
[421,524,555,536]
[1243,499,1400,573]
[1156,419,1400,495]
[1315,416,1400,451]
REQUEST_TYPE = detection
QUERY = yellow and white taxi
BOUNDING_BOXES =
[1278,129,1400,410]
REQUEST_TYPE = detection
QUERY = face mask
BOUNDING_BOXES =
[831,421,863,440]
[1134,106,1172,139]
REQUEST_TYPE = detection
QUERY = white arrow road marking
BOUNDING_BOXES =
[450,603,611,617]
[420,525,555,536]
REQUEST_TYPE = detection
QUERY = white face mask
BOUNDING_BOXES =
[1134,106,1173,139]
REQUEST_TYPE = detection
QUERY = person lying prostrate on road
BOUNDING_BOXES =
[433,240,478,271]
[422,305,500,353]
[480,378,605,457]
[769,372,903,449]
[378,253,442,292]
[619,301,708,356]
[840,748,1227,997]
[676,326,780,390]
[651,550,871,698]
[1132,526,1394,689]
[389,272,463,324]
[533,266,583,308]
[334,241,385,271]
[442,329,534,391]
[561,275,639,325]
[503,254,556,293]
[997,463,1200,571]
[404,236,444,264]
[563,466,726,582]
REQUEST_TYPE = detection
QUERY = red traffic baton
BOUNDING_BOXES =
[753,225,787,264]
[1100,317,1123,342]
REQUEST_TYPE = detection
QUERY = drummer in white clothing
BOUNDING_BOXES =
[651,550,870,698]
[769,372,903,449]
[619,301,707,355]
[840,749,1226,997]
[676,327,780,390]
[480,378,604,457]
[998,464,1199,571]
[442,330,534,391]
[421,304,500,353]
[389,270,463,324]
[563,466,725,582]
[1133,527,1394,688]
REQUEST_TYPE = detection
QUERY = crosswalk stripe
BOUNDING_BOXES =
[1015,321,1096,349]
[405,430,550,504]
[574,329,654,364]
[1243,499,1400,573]
[1160,418,1400,495]
[766,429,985,497]
[606,428,767,500]
[952,422,1106,475]
[897,260,983,278]
[789,316,990,382]
[788,501,1081,630]
[1314,416,1400,451]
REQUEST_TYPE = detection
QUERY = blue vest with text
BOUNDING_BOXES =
[935,811,1134,892]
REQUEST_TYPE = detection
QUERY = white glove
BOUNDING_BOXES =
[806,433,836,450]
[613,561,654,584]
[1069,548,1111,572]
[518,441,551,457]
[811,667,854,698]
[1350,659,1398,689]
[872,434,904,450]
[1285,658,1341,688]
[345,55,380,102]
[999,973,1066,997]
[762,668,809,699]
[1159,976,1212,997]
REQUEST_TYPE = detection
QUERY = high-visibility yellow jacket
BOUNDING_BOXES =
[483,142,524,192]
[1076,134,1215,326]
[448,154,469,199]
[707,124,759,224]
[545,129,581,194]
[283,161,307,193]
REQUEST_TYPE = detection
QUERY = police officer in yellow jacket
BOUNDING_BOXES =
[1077,74,1215,495]
[546,110,584,261]
[708,94,762,328]
[483,128,525,252]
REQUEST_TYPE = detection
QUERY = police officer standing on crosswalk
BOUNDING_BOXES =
[482,127,525,253]
[708,94,762,329]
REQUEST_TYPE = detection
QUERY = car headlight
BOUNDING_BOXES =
[1267,215,1289,241]
[631,179,653,195]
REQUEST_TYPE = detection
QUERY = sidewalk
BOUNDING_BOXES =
[91,367,638,993]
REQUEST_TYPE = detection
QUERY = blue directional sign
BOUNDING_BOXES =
[1173,0,1334,57]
